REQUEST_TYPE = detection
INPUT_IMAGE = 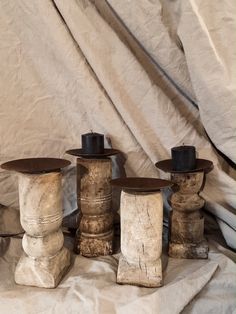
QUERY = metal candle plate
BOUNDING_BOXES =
[111,177,172,192]
[66,148,120,158]
[155,158,213,174]
[1,158,70,174]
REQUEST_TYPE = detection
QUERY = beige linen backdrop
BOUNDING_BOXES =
[0,0,235,247]
[0,0,236,313]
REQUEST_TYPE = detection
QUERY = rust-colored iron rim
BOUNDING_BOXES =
[155,158,213,174]
[111,177,173,192]
[66,148,120,158]
[1,158,71,174]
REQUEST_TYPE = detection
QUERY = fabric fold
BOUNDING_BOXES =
[53,0,236,248]
[1,237,236,313]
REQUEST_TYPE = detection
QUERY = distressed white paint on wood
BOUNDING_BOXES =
[15,172,71,288]
[15,247,70,288]
[76,158,113,256]
[117,190,163,287]
[18,172,63,236]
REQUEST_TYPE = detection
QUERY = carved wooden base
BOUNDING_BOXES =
[15,247,71,288]
[117,254,162,287]
[170,211,205,243]
[76,230,113,257]
[169,240,208,259]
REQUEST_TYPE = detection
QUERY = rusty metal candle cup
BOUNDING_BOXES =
[111,177,172,288]
[66,134,120,257]
[156,158,213,259]
[1,158,71,288]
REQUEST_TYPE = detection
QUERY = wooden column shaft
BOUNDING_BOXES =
[15,172,71,288]
[76,158,113,256]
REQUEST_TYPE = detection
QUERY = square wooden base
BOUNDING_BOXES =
[168,240,208,259]
[117,254,162,287]
[15,247,71,288]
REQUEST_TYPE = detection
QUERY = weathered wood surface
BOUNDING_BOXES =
[15,172,71,288]
[76,158,113,256]
[117,190,163,287]
[169,172,208,259]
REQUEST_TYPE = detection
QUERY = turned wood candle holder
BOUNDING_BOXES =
[156,158,213,259]
[66,147,120,257]
[111,177,172,287]
[1,158,71,288]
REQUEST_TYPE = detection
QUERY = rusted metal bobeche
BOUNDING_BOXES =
[76,158,113,256]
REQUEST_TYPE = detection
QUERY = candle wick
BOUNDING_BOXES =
[90,129,93,133]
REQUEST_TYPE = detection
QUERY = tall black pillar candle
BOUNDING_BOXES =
[171,146,196,171]
[82,132,104,154]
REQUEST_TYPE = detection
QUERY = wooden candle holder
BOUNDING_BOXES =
[111,178,172,287]
[66,148,120,257]
[156,158,213,259]
[1,158,71,288]
[169,172,207,258]
[76,158,113,256]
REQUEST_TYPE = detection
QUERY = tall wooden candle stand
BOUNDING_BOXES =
[111,178,172,287]
[66,148,120,257]
[156,159,213,259]
[1,158,71,288]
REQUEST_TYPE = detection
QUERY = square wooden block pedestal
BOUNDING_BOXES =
[111,177,172,288]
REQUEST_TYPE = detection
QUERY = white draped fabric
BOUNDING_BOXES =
[0,234,235,314]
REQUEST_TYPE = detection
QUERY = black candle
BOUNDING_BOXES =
[171,145,196,171]
[82,132,104,154]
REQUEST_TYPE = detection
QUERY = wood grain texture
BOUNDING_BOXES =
[117,190,163,287]
[169,172,208,259]
[76,158,114,256]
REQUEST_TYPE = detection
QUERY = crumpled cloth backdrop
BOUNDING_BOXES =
[0,0,235,248]
[0,0,235,313]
